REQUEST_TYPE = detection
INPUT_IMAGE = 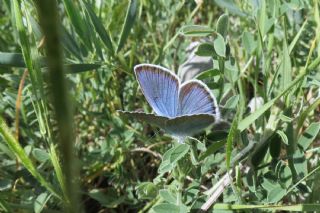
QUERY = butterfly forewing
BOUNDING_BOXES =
[178,80,218,116]
[135,64,179,118]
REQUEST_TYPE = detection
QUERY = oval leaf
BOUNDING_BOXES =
[213,33,226,57]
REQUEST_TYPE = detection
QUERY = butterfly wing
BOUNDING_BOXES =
[135,64,179,118]
[178,80,220,119]
[119,111,215,137]
[118,111,169,129]
[166,114,216,136]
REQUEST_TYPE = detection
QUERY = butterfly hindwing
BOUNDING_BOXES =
[135,64,179,118]
[178,80,219,118]
[119,111,216,137]
[166,114,216,136]
[118,111,169,129]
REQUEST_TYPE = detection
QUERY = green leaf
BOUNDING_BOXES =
[158,160,174,174]
[158,147,175,174]
[199,140,225,161]
[279,164,292,188]
[180,25,215,37]
[267,187,287,203]
[88,189,125,208]
[32,148,49,163]
[216,14,229,39]
[261,172,278,192]
[159,190,176,204]
[195,43,216,57]
[170,144,190,164]
[279,114,293,122]
[34,193,51,213]
[224,95,239,109]
[213,33,226,57]
[269,133,281,159]
[135,182,158,200]
[298,122,320,150]
[276,130,288,145]
[242,31,256,54]
[293,148,308,178]
[83,1,114,54]
[153,203,187,213]
[116,0,138,52]
[214,0,247,17]
[195,69,220,80]
[251,142,269,168]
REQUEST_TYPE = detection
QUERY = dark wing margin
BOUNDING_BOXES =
[178,80,219,118]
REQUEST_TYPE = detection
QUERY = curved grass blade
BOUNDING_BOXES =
[62,0,93,51]
[296,98,320,133]
[60,26,82,60]
[83,1,114,55]
[0,52,100,73]
[64,63,101,74]
[0,52,28,67]
[0,116,61,199]
[238,39,320,132]
[116,0,138,53]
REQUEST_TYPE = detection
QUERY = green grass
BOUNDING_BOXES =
[0,0,320,212]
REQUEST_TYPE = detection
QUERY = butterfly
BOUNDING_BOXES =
[119,64,220,142]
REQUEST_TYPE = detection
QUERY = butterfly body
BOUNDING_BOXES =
[119,64,220,138]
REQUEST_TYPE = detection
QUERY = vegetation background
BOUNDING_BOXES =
[0,0,320,212]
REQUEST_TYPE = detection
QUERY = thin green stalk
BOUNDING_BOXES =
[287,164,320,193]
[33,0,79,212]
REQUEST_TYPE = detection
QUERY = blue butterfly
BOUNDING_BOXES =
[119,64,220,141]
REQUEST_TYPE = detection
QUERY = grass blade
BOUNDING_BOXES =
[226,113,238,169]
[213,203,320,211]
[288,19,308,54]
[0,52,27,67]
[83,1,114,55]
[116,0,138,52]
[62,0,92,51]
[0,52,100,73]
[238,39,320,132]
[0,116,60,199]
